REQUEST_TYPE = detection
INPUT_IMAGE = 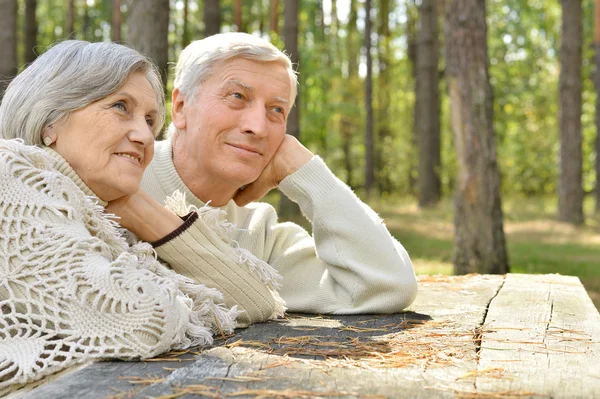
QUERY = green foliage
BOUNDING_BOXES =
[13,0,599,199]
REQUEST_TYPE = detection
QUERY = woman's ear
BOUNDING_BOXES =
[41,125,57,146]
[171,88,187,131]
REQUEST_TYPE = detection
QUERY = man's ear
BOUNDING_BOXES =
[171,88,187,130]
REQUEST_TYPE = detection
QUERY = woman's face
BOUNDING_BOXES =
[49,72,159,202]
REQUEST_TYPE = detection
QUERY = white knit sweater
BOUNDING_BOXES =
[0,139,243,395]
[142,138,418,316]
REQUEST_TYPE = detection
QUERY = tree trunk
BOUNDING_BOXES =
[126,0,170,90]
[112,0,122,42]
[182,0,190,47]
[340,0,358,188]
[270,0,279,35]
[67,0,75,39]
[204,0,221,37]
[376,0,391,193]
[444,0,509,275]
[234,0,243,32]
[407,0,418,196]
[279,0,300,218]
[558,0,584,224]
[0,0,17,100]
[416,0,441,207]
[364,0,375,198]
[24,0,38,65]
[594,0,600,213]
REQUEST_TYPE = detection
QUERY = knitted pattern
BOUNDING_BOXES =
[0,139,239,395]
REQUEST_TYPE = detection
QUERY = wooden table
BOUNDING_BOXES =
[12,274,600,399]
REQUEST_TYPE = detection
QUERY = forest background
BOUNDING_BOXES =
[0,0,599,309]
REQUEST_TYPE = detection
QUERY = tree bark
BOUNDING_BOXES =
[67,0,76,39]
[558,0,584,224]
[24,0,38,65]
[126,0,170,89]
[376,0,391,193]
[270,0,279,35]
[364,0,375,198]
[406,0,418,195]
[204,0,221,37]
[0,0,17,101]
[416,0,441,207]
[340,0,358,188]
[234,0,243,32]
[182,0,190,47]
[112,0,122,42]
[279,0,300,218]
[444,0,509,275]
[594,0,600,213]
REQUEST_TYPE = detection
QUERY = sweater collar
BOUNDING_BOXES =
[42,146,108,207]
[152,137,236,212]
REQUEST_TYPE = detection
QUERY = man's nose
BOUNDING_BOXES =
[241,103,268,137]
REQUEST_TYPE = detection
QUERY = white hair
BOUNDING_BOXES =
[0,40,166,145]
[169,32,298,138]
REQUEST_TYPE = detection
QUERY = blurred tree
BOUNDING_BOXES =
[126,0,170,90]
[279,0,300,218]
[270,0,279,35]
[595,0,600,213]
[205,0,221,37]
[24,0,38,64]
[340,0,359,188]
[444,0,509,275]
[112,0,122,42]
[416,0,441,207]
[0,0,17,100]
[234,0,243,32]
[406,0,418,195]
[67,0,75,39]
[364,0,375,198]
[558,0,584,224]
[376,0,392,193]
[181,0,189,46]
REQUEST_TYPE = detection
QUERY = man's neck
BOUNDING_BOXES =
[172,137,237,207]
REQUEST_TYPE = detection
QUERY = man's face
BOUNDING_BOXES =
[172,58,292,190]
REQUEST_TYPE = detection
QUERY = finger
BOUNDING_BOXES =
[234,182,273,207]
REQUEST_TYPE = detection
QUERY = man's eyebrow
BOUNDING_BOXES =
[224,80,289,104]
[225,80,253,92]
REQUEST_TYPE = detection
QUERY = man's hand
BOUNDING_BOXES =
[234,135,314,207]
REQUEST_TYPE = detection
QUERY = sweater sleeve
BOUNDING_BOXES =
[244,156,418,314]
[0,142,235,394]
[153,209,285,328]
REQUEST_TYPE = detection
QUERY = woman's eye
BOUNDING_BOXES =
[112,101,127,112]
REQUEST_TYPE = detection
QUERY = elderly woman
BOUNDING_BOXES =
[0,40,280,395]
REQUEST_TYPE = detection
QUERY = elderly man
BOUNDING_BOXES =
[141,32,418,327]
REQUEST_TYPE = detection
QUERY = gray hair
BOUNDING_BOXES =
[0,40,166,145]
[169,33,297,137]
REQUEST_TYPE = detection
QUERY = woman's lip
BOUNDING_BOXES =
[115,152,142,165]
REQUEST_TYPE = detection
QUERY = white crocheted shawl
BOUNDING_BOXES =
[0,139,240,395]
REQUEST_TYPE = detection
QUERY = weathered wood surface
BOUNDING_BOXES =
[11,274,600,399]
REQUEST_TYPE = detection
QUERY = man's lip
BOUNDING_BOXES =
[227,143,262,155]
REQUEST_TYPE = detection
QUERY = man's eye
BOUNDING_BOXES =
[274,106,284,114]
[112,101,127,111]
[146,117,154,128]
[231,92,243,100]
